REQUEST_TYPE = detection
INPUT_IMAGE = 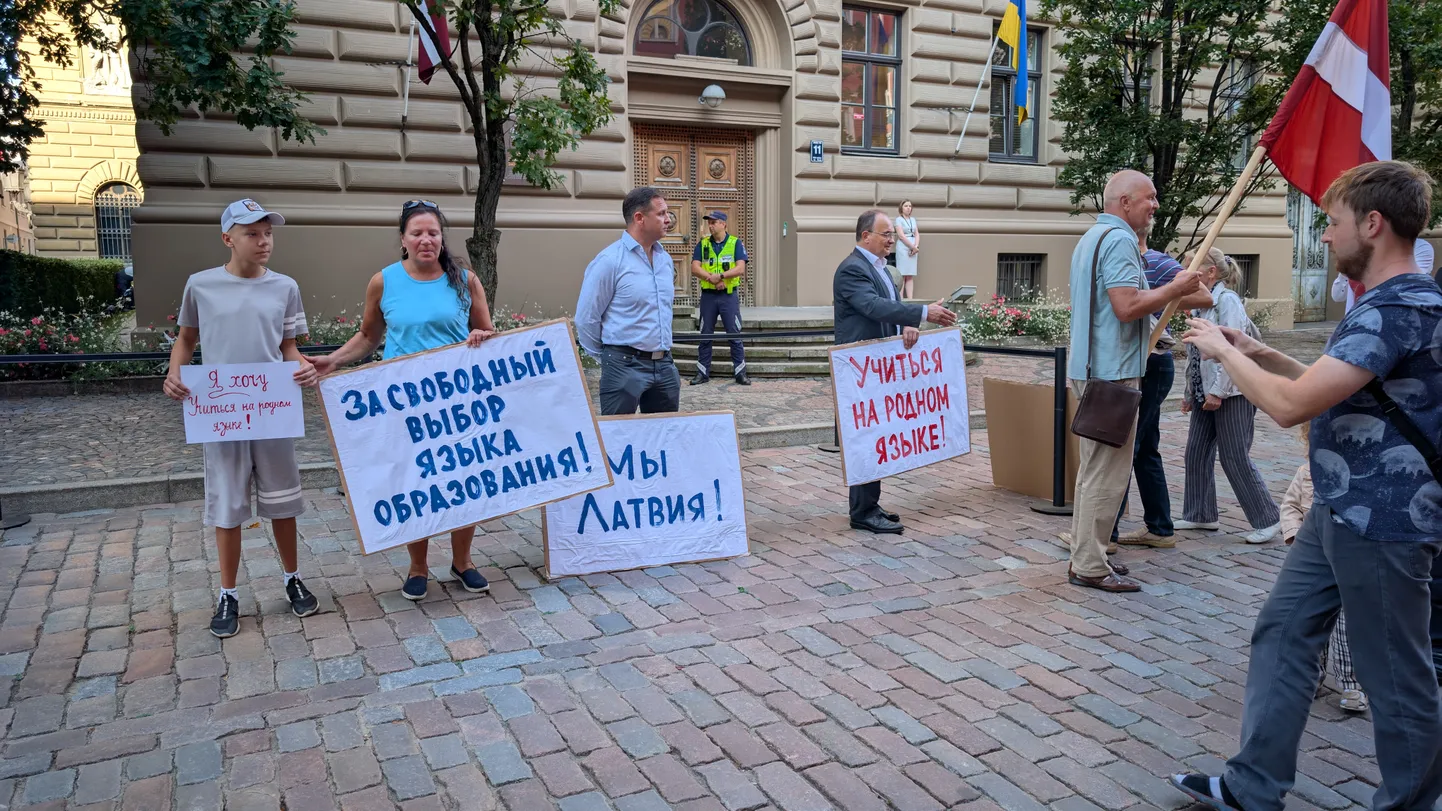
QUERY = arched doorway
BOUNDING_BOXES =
[94,182,141,261]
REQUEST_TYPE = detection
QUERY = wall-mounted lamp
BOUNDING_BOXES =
[698,84,726,108]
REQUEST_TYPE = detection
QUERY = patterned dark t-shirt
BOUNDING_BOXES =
[1311,273,1442,541]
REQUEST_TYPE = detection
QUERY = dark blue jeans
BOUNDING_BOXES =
[1112,351,1175,540]
[697,291,744,378]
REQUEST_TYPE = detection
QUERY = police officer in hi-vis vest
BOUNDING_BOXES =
[689,211,750,385]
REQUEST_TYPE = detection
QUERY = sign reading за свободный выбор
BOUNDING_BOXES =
[318,319,612,554]
[829,327,971,486]
[179,362,305,444]
[542,412,749,578]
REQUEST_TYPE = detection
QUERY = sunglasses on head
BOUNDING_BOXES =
[403,199,439,212]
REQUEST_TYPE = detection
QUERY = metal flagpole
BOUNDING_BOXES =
[954,31,1002,156]
[401,12,417,133]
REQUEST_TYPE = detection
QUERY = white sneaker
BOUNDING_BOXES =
[1338,690,1368,713]
[1244,523,1280,544]
[1173,520,1220,531]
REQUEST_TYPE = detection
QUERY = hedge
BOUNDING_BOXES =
[0,250,123,316]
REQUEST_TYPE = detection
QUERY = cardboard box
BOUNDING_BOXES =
[983,378,1080,503]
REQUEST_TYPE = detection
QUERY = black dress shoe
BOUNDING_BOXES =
[877,507,900,522]
[850,513,904,534]
[734,372,751,385]
[689,372,710,386]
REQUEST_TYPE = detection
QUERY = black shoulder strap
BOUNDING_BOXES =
[1367,379,1442,485]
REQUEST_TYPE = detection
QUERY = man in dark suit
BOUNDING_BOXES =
[834,209,959,534]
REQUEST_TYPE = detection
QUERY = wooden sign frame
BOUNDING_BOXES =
[538,410,751,581]
[317,318,614,555]
[826,325,970,486]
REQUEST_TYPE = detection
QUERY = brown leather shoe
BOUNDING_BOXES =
[1108,560,1130,576]
[1068,568,1141,592]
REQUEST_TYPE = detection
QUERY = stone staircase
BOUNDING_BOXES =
[673,306,834,378]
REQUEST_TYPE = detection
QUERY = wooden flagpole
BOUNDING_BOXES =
[1147,143,1269,352]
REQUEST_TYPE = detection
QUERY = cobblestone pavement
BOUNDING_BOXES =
[1,354,1056,489]
[0,410,1385,811]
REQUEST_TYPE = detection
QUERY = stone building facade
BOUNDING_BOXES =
[125,0,1426,329]
[23,21,144,261]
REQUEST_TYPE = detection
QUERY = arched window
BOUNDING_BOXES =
[635,0,752,65]
[94,182,141,260]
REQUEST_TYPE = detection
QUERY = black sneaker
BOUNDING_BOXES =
[286,576,320,618]
[451,566,490,593]
[210,594,240,639]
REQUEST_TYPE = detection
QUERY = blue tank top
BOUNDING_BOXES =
[379,262,471,359]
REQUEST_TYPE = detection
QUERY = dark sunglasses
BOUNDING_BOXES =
[403,199,440,212]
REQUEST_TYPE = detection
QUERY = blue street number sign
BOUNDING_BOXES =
[809,140,824,163]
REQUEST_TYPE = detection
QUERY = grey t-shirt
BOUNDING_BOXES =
[177,267,308,364]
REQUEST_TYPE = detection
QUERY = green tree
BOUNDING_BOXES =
[4,0,617,304]
[1039,0,1282,251]
[404,0,617,303]
[2,0,322,172]
[1273,0,1442,224]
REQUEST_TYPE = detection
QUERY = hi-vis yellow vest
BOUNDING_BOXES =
[699,236,741,293]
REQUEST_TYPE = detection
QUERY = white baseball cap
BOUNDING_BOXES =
[221,198,285,232]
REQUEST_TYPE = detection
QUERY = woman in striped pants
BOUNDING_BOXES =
[1174,247,1281,544]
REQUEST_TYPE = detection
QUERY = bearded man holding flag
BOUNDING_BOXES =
[1164,0,1442,809]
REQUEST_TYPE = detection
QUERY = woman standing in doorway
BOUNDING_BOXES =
[895,200,920,299]
[311,200,496,599]
[1176,246,1280,544]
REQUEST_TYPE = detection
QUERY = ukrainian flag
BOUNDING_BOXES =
[997,0,1028,124]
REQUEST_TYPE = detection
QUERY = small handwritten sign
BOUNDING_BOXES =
[179,362,305,444]
[829,327,970,486]
[542,412,748,578]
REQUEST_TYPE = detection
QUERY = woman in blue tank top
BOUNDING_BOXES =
[313,200,496,599]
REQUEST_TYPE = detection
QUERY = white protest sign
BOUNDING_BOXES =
[179,362,305,444]
[542,412,748,578]
[318,319,611,554]
[829,327,970,486]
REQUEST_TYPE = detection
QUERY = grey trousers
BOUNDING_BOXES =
[1224,503,1442,811]
[1182,395,1280,529]
[598,347,681,416]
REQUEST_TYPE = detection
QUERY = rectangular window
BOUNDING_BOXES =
[1232,254,1260,298]
[989,27,1043,163]
[842,6,901,156]
[996,253,1045,300]
[1220,59,1259,170]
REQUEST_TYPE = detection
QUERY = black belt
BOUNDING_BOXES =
[604,344,669,360]
[699,288,735,295]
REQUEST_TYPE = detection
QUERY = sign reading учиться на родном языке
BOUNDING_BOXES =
[318,320,611,554]
[829,327,971,486]
[542,412,749,578]
[179,362,305,444]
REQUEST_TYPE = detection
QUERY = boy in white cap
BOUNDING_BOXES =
[163,199,322,638]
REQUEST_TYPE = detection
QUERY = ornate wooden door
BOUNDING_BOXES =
[633,125,756,307]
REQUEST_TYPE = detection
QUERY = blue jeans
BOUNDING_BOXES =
[1224,504,1442,811]
[1112,352,1174,540]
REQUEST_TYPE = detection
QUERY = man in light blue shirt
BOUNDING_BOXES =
[1065,170,1202,594]
[575,187,681,415]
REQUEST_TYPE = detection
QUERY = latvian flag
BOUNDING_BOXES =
[1259,0,1390,205]
[416,0,453,84]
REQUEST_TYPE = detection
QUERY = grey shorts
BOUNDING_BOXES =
[203,438,305,528]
